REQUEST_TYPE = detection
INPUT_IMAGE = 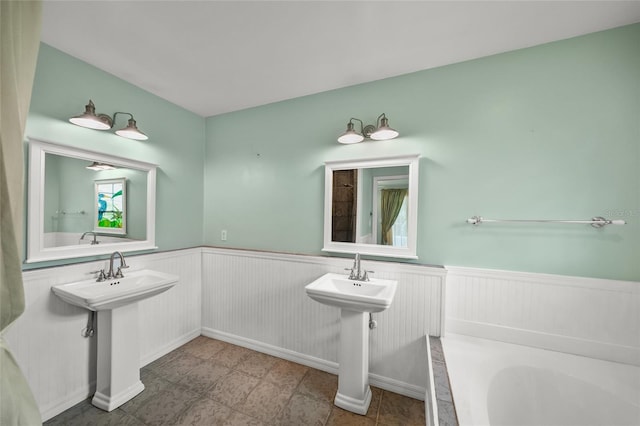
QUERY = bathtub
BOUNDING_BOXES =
[442,334,640,426]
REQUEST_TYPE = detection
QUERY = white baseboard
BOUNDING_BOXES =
[447,319,640,366]
[41,383,94,422]
[202,327,426,401]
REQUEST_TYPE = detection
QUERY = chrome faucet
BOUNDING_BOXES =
[107,251,129,279]
[80,231,99,245]
[345,253,373,281]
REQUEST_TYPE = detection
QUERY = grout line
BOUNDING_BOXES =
[374,389,384,425]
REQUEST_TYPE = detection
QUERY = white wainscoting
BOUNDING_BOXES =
[201,248,446,400]
[6,246,445,421]
[4,248,202,421]
[445,266,640,365]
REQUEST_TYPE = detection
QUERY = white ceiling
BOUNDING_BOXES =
[41,1,640,118]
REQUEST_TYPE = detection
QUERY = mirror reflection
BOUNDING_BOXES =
[27,138,157,263]
[323,155,419,259]
[331,167,409,247]
[43,153,147,248]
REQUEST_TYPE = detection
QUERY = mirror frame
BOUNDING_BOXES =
[26,138,158,263]
[323,154,420,259]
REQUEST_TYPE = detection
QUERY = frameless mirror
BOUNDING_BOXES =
[323,154,420,259]
[27,138,157,263]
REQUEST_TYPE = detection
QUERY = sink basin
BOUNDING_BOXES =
[305,273,397,313]
[52,269,179,311]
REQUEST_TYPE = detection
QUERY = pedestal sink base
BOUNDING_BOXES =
[92,381,144,412]
[92,303,145,411]
[335,309,372,415]
[335,386,372,415]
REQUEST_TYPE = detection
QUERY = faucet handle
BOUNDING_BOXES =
[344,268,356,280]
[114,267,125,278]
[92,269,107,282]
[362,270,374,281]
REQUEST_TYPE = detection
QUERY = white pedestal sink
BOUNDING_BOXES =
[305,272,397,415]
[52,269,178,411]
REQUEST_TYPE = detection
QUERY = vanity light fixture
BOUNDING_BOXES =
[86,161,116,171]
[69,100,148,141]
[337,113,399,144]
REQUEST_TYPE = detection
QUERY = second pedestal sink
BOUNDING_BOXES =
[52,267,179,412]
[305,270,397,415]
[305,272,397,313]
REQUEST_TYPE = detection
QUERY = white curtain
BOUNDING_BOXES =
[1,1,43,424]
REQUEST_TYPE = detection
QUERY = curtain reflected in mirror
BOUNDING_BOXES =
[380,188,408,245]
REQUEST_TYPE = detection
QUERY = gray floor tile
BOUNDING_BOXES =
[297,369,338,404]
[134,383,200,425]
[276,392,332,426]
[207,370,260,408]
[45,336,428,426]
[238,380,293,423]
[173,396,232,425]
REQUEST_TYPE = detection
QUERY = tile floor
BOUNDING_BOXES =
[45,336,426,425]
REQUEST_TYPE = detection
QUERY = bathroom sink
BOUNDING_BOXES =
[52,269,179,311]
[305,273,397,313]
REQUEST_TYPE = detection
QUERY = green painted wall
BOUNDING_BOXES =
[22,26,638,281]
[204,24,639,281]
[23,43,205,269]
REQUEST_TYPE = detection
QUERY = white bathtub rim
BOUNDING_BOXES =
[442,333,640,426]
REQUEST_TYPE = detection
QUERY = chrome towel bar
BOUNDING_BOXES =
[466,216,626,228]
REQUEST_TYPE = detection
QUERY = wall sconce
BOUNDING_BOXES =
[86,162,116,171]
[337,113,399,144]
[69,100,148,141]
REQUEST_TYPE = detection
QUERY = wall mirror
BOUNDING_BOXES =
[26,138,157,263]
[323,154,420,259]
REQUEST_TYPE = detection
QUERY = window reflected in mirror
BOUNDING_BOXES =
[95,178,127,234]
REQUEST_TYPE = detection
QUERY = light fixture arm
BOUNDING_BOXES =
[111,111,135,127]
[348,118,364,135]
